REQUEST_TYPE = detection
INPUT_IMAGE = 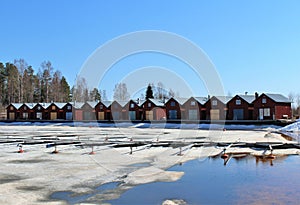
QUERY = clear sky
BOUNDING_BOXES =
[1,0,300,99]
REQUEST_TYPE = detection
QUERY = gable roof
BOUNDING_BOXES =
[53,103,67,109]
[214,96,232,104]
[8,103,23,109]
[39,103,52,109]
[264,93,291,103]
[194,97,209,104]
[71,102,84,109]
[85,101,98,108]
[112,100,128,107]
[144,98,165,107]
[166,97,188,105]
[24,103,36,109]
[100,101,112,108]
[238,95,256,104]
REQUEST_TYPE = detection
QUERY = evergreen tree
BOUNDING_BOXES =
[60,76,70,102]
[90,88,101,101]
[6,63,19,103]
[0,63,8,105]
[145,84,154,99]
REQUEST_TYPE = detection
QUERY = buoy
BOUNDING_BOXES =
[221,153,229,159]
[18,148,24,153]
[267,154,275,159]
[17,145,24,153]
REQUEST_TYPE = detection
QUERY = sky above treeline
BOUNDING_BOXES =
[1,1,300,99]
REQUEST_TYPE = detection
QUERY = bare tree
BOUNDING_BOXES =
[40,61,53,102]
[101,90,108,101]
[168,88,175,98]
[288,92,295,107]
[73,76,88,102]
[113,83,130,101]
[14,59,28,103]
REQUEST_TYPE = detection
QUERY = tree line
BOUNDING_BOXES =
[0,59,70,106]
[113,82,177,102]
[0,59,178,107]
[0,59,105,106]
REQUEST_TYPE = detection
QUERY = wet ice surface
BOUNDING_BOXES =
[0,123,299,204]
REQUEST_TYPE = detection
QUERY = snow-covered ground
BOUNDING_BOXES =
[0,123,299,204]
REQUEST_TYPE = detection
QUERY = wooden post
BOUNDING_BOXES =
[89,146,96,155]
[52,145,59,154]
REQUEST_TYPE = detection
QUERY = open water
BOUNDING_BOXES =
[51,155,300,204]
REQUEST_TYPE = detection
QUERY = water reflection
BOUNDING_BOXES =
[51,155,300,205]
[108,155,300,205]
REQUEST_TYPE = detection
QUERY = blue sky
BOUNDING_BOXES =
[1,1,300,99]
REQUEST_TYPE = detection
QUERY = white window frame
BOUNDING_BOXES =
[262,98,267,104]
[130,103,135,108]
[264,108,270,117]
[191,101,196,106]
[236,99,241,105]
[212,100,217,106]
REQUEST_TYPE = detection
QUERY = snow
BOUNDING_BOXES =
[0,123,298,204]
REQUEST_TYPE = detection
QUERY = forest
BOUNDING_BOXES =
[0,59,103,107]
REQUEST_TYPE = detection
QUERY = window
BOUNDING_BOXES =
[236,99,241,105]
[130,103,135,108]
[100,105,103,110]
[37,106,41,110]
[264,108,270,116]
[24,106,27,111]
[191,101,196,106]
[171,101,175,106]
[67,105,71,110]
[212,100,217,106]
[148,103,151,108]
[262,98,267,104]
[52,105,56,110]
[10,106,13,111]
[23,112,28,119]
